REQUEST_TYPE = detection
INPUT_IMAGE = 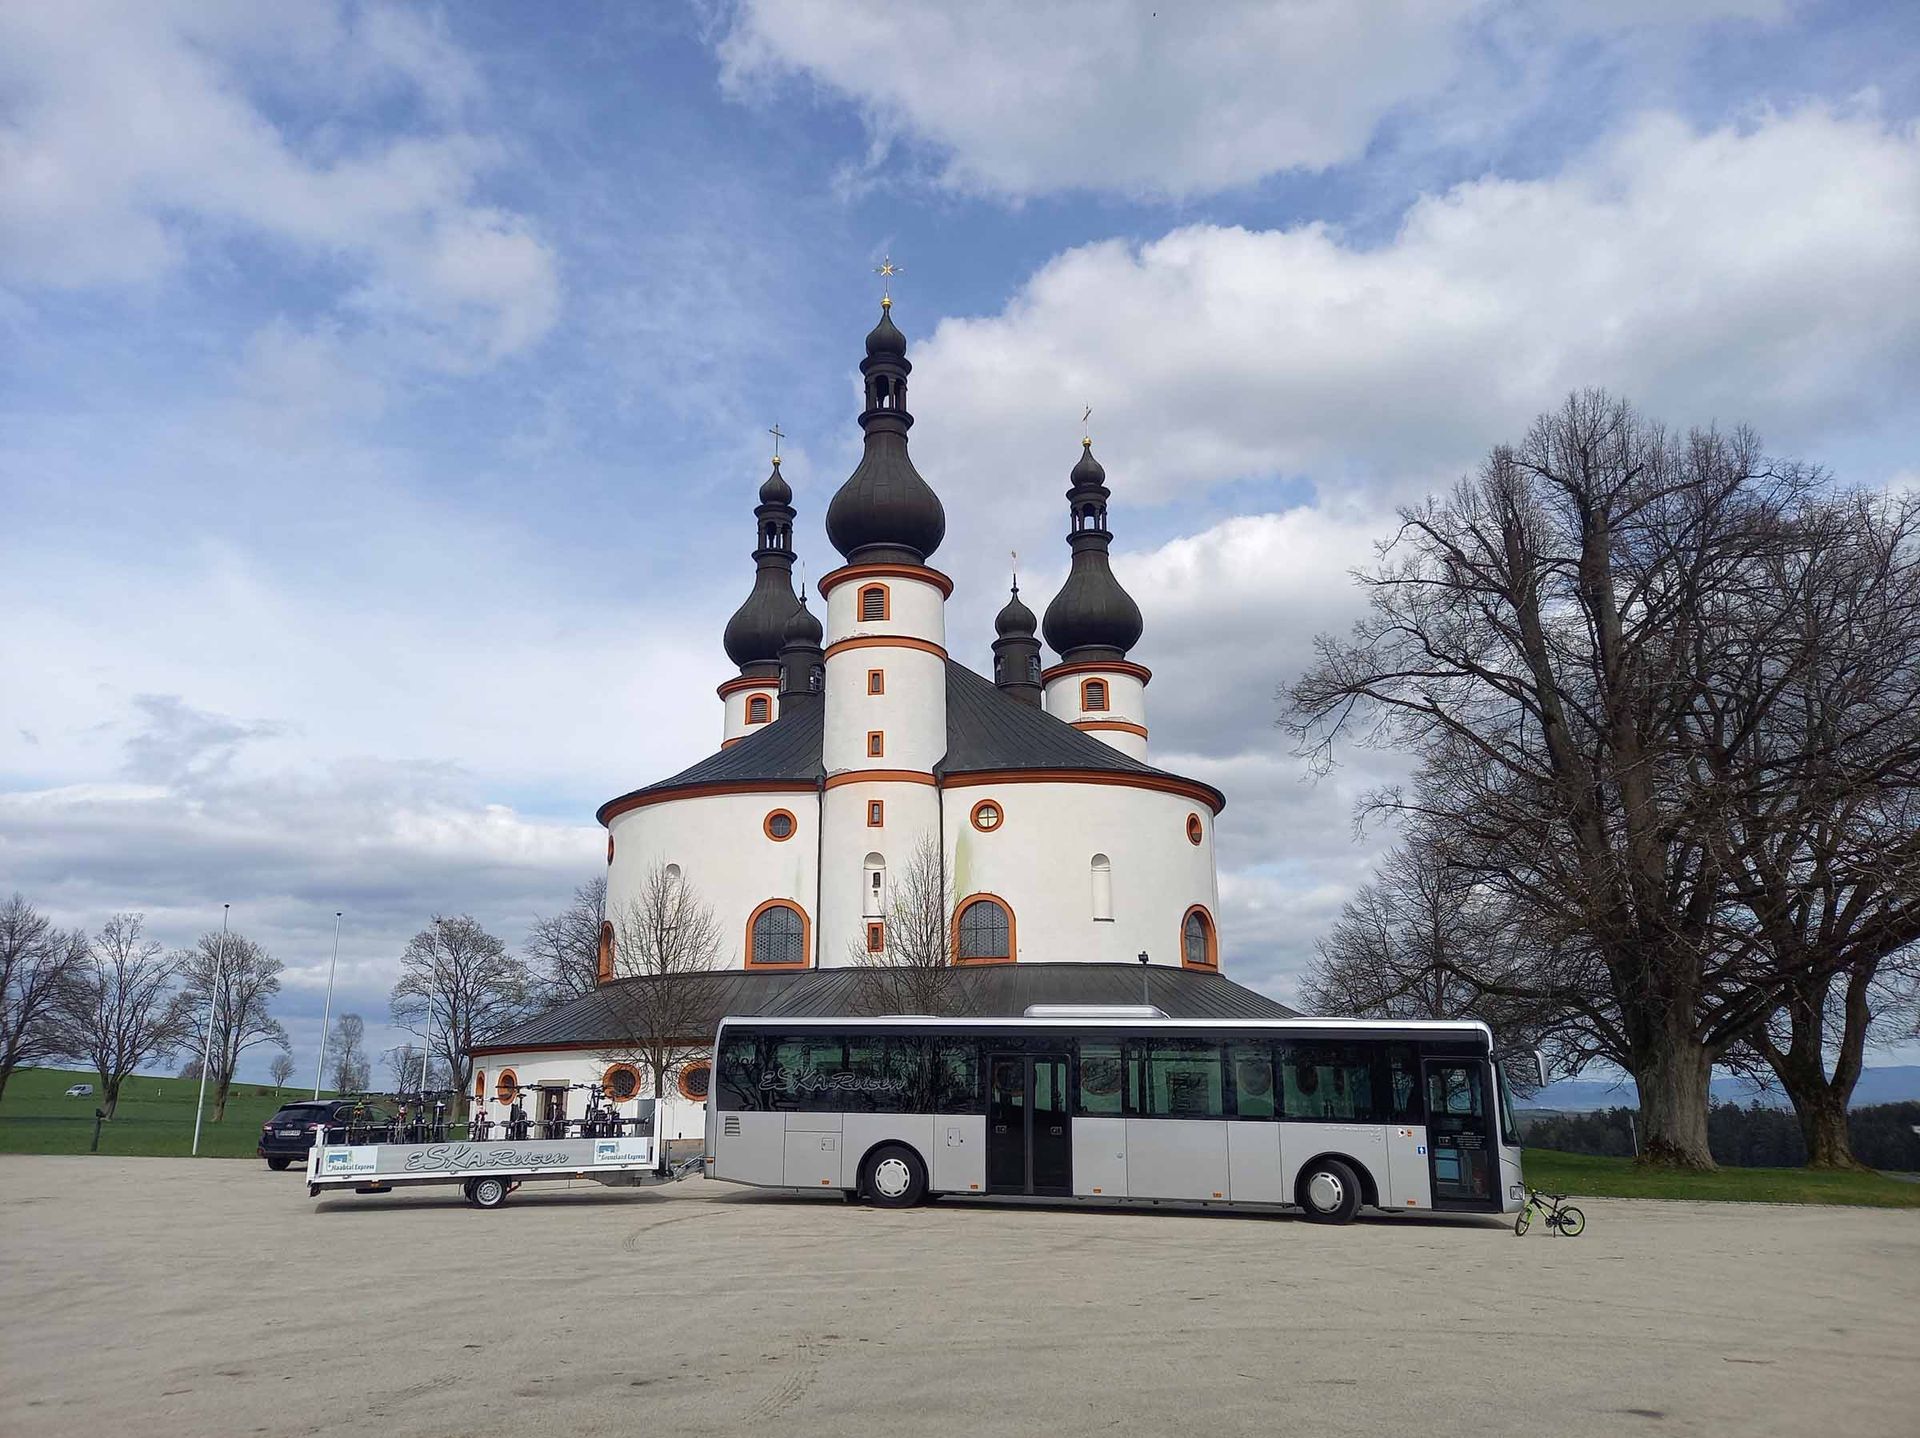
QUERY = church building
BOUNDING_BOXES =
[472,299,1292,1142]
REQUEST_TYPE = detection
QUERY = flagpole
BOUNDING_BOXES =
[313,911,342,1099]
[190,904,230,1156]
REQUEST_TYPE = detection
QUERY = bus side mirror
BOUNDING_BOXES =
[1533,1049,1550,1089]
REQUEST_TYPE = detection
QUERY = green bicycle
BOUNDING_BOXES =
[1514,1187,1585,1237]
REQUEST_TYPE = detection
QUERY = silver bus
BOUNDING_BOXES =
[704,1009,1524,1222]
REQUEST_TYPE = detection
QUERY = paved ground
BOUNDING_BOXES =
[2,1156,1916,1438]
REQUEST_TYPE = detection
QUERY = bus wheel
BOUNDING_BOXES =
[469,1176,509,1210]
[1297,1159,1361,1224]
[862,1145,927,1208]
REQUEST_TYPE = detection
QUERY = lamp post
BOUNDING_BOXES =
[190,904,230,1156]
[313,911,342,1099]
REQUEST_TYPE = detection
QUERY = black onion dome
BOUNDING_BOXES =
[825,303,946,564]
[865,305,907,358]
[995,583,1037,638]
[758,461,792,506]
[1070,445,1106,488]
[723,578,801,667]
[783,594,824,648]
[1042,440,1143,661]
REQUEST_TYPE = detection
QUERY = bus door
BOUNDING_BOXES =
[1422,1059,1496,1209]
[987,1053,1072,1196]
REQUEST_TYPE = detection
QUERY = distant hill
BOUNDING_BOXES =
[1520,1065,1920,1111]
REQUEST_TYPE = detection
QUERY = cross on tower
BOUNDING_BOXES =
[874,254,903,305]
[768,422,784,464]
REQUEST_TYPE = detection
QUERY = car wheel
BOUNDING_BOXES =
[1297,1158,1363,1224]
[861,1144,928,1208]
[267,1157,293,1171]
[468,1176,509,1209]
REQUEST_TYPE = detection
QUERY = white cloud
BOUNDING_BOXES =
[900,104,1920,541]
[717,0,1791,201]
[0,1,558,366]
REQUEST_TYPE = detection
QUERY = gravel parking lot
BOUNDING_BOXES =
[2,1155,1916,1437]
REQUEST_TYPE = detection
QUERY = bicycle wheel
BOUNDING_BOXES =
[1514,1206,1532,1237]
[1557,1205,1585,1237]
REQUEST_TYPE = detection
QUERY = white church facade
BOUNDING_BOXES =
[473,300,1292,1144]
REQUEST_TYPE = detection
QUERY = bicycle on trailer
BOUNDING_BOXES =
[1513,1187,1585,1237]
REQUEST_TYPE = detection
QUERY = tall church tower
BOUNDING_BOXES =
[1042,440,1150,759]
[718,460,800,745]
[817,300,950,960]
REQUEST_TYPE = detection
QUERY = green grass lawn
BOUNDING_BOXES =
[0,1066,334,1159]
[1525,1147,1920,1208]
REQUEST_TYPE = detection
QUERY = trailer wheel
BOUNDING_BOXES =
[469,1176,509,1209]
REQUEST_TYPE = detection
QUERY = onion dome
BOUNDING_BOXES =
[1042,440,1144,662]
[722,459,801,674]
[779,592,826,701]
[992,580,1044,707]
[825,303,946,564]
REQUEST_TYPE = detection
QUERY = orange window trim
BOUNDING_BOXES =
[969,798,1003,833]
[1186,812,1204,845]
[676,1062,712,1102]
[867,800,885,827]
[744,898,811,970]
[602,1063,642,1102]
[857,583,891,622]
[867,730,885,757]
[764,808,798,841]
[824,635,948,661]
[494,1068,519,1103]
[867,668,885,694]
[951,892,1017,965]
[746,695,772,724]
[1080,677,1110,712]
[474,1069,486,1102]
[596,921,614,983]
[1180,904,1220,970]
[866,921,886,953]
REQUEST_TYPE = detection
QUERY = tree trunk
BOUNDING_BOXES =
[213,1068,232,1122]
[0,1061,13,1102]
[1632,1028,1717,1169]
[1761,968,1870,1170]
[100,1072,122,1120]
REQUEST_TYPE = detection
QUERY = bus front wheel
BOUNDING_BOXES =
[861,1144,927,1208]
[1297,1158,1362,1224]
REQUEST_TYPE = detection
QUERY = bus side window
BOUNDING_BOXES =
[932,1041,982,1114]
[1228,1042,1276,1119]
[765,1036,847,1112]
[1383,1044,1421,1123]
[717,1034,763,1112]
[1142,1040,1225,1118]
[1075,1041,1124,1115]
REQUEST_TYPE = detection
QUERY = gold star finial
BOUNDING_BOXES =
[874,254,903,306]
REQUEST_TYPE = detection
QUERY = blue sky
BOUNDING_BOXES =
[4,0,1919,1081]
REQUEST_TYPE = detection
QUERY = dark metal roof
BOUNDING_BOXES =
[595,701,825,822]
[596,653,1222,823]
[475,963,1296,1052]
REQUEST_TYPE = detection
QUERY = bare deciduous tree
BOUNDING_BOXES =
[1290,393,1831,1168]
[381,1042,448,1093]
[0,894,89,1101]
[326,1013,370,1094]
[391,916,532,1114]
[172,930,289,1121]
[55,913,187,1116]
[846,834,973,1017]
[269,1052,295,1090]
[525,877,606,1008]
[600,864,724,1101]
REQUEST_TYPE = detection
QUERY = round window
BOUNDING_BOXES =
[603,1064,641,1101]
[1186,813,1204,845]
[677,1063,711,1101]
[971,800,1003,832]
[606,834,614,864]
[764,809,797,841]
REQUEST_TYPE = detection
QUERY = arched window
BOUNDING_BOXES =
[1091,854,1113,921]
[746,694,771,724]
[859,584,890,622]
[1082,678,1110,712]
[863,853,886,918]
[597,920,614,982]
[955,895,1014,963]
[747,900,808,968]
[495,1068,519,1105]
[1181,906,1218,970]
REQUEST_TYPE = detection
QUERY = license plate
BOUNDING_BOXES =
[276,1128,302,1136]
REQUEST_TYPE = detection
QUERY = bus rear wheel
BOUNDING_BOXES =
[862,1144,927,1208]
[1297,1158,1362,1224]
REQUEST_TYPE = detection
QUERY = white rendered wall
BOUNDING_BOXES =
[822,646,946,774]
[818,777,943,966]
[1044,670,1149,760]
[823,569,948,651]
[472,1050,708,1142]
[941,781,1217,968]
[721,680,780,746]
[607,788,819,970]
